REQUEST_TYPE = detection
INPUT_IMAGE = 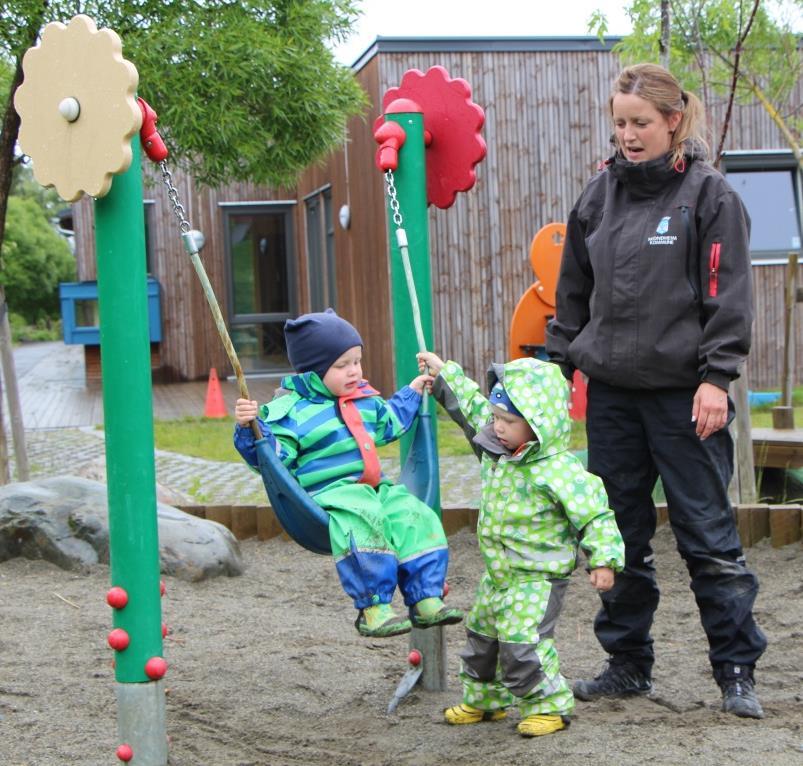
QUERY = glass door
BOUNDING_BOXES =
[224,205,296,373]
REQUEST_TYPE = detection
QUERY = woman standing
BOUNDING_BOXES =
[546,63,766,718]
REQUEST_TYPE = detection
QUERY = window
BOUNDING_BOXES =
[305,185,337,311]
[721,152,802,264]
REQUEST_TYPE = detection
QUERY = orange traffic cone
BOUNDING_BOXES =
[204,368,227,418]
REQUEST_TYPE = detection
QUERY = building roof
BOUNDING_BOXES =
[350,35,623,71]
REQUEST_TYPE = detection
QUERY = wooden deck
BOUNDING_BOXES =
[13,342,281,430]
[752,427,803,469]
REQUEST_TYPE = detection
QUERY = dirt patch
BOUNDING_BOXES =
[2,525,802,765]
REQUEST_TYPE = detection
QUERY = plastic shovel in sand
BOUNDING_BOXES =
[387,650,424,714]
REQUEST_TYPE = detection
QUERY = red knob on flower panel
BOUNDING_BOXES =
[107,628,130,651]
[408,649,422,667]
[106,587,129,609]
[145,656,168,680]
[137,98,169,162]
[116,743,134,762]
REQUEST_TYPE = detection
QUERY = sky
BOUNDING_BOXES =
[331,0,634,65]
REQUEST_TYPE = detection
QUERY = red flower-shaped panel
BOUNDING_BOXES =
[382,66,486,209]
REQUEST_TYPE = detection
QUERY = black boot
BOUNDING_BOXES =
[573,657,653,701]
[715,664,764,719]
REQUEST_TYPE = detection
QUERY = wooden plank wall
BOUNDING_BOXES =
[377,48,803,390]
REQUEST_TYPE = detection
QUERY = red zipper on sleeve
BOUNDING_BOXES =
[708,242,721,297]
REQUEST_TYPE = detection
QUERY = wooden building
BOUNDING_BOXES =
[71,37,803,395]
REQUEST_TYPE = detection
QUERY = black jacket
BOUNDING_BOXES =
[546,151,752,391]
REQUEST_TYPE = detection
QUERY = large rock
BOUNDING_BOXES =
[0,476,243,581]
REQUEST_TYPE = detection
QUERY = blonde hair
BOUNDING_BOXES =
[610,63,708,168]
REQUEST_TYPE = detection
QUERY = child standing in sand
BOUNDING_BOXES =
[419,351,624,737]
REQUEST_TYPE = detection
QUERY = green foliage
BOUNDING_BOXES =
[619,2,799,94]
[0,196,75,322]
[8,313,63,342]
[0,0,368,188]
[11,163,66,219]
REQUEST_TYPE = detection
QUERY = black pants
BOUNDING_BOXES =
[586,380,767,678]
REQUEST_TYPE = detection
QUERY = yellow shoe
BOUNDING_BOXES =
[444,703,507,725]
[517,714,569,737]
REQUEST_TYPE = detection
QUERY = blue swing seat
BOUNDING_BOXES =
[254,410,438,556]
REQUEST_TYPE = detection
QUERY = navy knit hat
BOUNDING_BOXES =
[284,309,363,378]
[488,382,523,418]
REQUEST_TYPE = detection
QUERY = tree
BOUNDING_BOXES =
[1,196,74,323]
[0,0,367,482]
[1,1,367,186]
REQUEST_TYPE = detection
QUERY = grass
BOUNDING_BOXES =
[153,417,244,462]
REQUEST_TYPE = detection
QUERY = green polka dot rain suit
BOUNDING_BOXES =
[433,358,624,718]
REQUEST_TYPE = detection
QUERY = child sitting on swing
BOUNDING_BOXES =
[234,309,463,638]
[417,350,624,737]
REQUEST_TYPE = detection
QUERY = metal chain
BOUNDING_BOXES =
[384,169,404,229]
[159,160,191,234]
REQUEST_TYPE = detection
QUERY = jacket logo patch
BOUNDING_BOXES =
[648,215,677,246]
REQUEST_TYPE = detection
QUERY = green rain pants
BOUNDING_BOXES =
[316,481,449,609]
[458,574,574,717]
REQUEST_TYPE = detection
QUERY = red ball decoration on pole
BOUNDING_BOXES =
[144,656,168,680]
[106,586,129,609]
[116,743,134,762]
[159,580,166,597]
[107,628,130,651]
[408,649,422,667]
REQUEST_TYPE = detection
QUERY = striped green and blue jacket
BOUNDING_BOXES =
[234,372,421,495]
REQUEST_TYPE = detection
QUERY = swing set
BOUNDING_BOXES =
[14,15,485,762]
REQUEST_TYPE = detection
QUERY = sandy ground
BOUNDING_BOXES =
[2,523,802,766]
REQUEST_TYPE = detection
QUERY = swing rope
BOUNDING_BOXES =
[160,160,332,553]
[385,169,427,355]
[159,161,258,441]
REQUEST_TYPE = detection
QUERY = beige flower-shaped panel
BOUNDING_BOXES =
[14,14,141,202]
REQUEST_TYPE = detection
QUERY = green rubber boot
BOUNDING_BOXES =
[411,597,464,628]
[355,604,412,637]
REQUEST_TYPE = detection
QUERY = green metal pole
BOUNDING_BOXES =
[385,110,440,512]
[95,139,167,763]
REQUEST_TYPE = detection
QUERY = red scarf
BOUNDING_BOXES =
[338,385,382,487]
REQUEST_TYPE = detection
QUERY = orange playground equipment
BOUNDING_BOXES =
[508,223,586,419]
